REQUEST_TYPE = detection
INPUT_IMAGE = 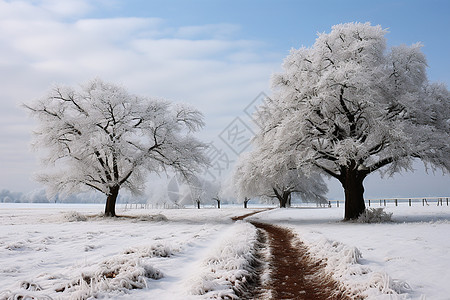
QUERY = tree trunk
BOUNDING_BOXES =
[341,170,366,220]
[244,197,249,208]
[280,193,290,208]
[197,200,200,209]
[274,188,291,208]
[105,185,120,217]
[213,197,220,209]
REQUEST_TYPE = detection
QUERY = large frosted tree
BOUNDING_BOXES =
[25,79,209,216]
[259,23,449,219]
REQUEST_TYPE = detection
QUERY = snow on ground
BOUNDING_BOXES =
[0,204,262,299]
[1,203,450,299]
[248,204,450,299]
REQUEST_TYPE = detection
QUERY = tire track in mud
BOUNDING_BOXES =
[232,211,349,299]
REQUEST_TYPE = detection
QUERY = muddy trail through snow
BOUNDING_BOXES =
[251,222,349,299]
[232,210,349,299]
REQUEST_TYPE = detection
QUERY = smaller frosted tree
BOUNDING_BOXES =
[233,151,328,208]
[25,79,209,216]
[178,175,219,209]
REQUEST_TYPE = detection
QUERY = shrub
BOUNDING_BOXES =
[357,208,393,223]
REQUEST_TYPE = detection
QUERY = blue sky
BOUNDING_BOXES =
[0,0,448,199]
[96,0,450,82]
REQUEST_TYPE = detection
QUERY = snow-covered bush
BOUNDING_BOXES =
[187,222,262,298]
[63,211,88,222]
[56,255,163,299]
[133,214,168,222]
[368,273,411,295]
[0,290,53,300]
[5,241,29,251]
[357,208,393,223]
[123,242,181,258]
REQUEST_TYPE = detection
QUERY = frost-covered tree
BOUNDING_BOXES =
[25,78,209,216]
[147,185,172,208]
[0,189,23,203]
[25,188,50,203]
[260,22,449,219]
[233,152,328,208]
[202,179,221,208]
[180,175,219,209]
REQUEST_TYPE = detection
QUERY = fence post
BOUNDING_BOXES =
[447,198,449,206]
[379,199,382,206]
[384,199,386,206]
[395,199,398,206]
[409,199,411,206]
[422,198,425,206]
[337,200,339,207]
[368,199,371,207]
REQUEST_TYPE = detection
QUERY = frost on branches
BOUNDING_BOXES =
[25,79,209,216]
[233,149,328,208]
[259,23,449,219]
[175,175,221,209]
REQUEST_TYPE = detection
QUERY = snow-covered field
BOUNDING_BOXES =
[248,204,450,299]
[1,203,449,299]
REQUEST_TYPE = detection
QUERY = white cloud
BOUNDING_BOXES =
[74,17,164,39]
[0,0,93,20]
[176,23,241,39]
[0,0,278,192]
[39,0,93,17]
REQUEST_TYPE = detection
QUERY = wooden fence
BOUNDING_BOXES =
[122,203,182,210]
[328,197,449,208]
[122,197,449,210]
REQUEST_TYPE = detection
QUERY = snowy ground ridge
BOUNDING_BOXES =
[0,243,172,300]
[186,221,265,299]
[300,235,412,299]
[0,233,181,300]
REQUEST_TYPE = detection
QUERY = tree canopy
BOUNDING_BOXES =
[254,22,449,219]
[25,78,209,216]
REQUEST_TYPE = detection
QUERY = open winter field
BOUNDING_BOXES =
[1,203,450,299]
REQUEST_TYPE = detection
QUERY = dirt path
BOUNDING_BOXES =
[231,209,272,221]
[251,222,349,299]
[231,211,349,299]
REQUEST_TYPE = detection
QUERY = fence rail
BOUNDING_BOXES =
[122,197,450,210]
[122,203,184,210]
[328,197,449,208]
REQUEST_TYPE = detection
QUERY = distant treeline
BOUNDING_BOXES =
[0,189,148,204]
[1,188,322,206]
